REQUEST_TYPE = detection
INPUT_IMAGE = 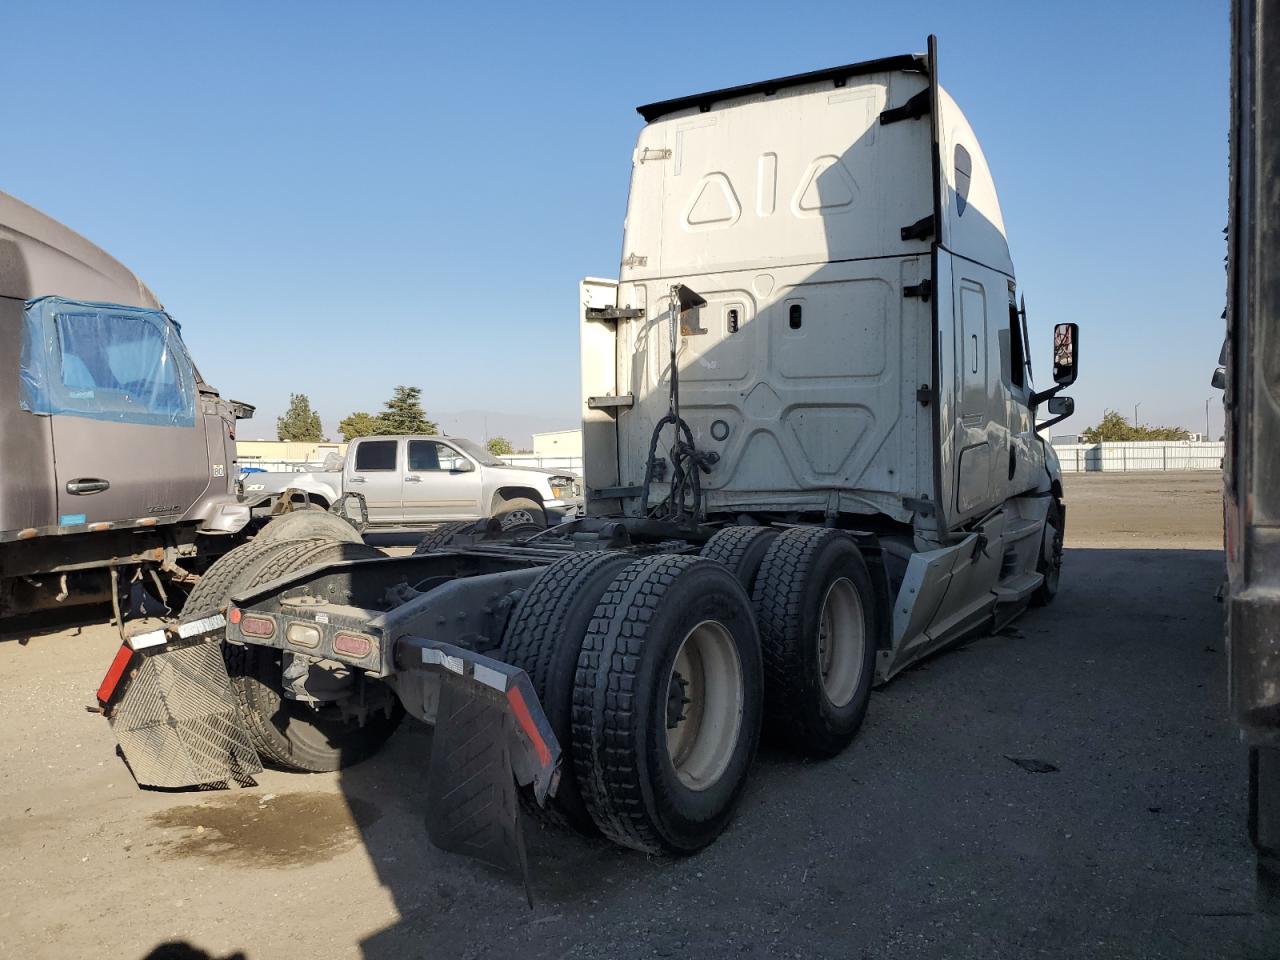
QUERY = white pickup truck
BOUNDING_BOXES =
[239,435,582,530]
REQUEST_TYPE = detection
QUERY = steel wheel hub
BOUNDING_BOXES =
[664,619,743,791]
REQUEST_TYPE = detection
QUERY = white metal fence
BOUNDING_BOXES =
[1053,441,1224,473]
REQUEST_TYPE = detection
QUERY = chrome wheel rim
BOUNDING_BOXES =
[664,620,743,791]
[817,577,865,708]
[500,509,536,529]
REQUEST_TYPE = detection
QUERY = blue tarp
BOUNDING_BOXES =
[19,296,197,428]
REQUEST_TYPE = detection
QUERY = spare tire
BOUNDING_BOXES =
[258,507,363,544]
[182,538,402,772]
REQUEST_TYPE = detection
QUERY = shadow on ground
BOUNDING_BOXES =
[257,546,1273,960]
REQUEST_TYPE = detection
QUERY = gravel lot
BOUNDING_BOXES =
[1,472,1273,960]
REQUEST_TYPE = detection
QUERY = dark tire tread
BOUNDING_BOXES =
[499,550,630,830]
[699,525,777,591]
[413,521,480,554]
[753,526,873,755]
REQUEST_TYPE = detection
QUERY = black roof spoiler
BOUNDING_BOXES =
[636,52,927,123]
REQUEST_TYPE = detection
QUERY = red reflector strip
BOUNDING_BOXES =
[239,615,275,638]
[97,645,135,704]
[506,685,552,768]
[333,633,371,658]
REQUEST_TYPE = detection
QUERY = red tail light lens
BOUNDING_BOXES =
[239,615,275,639]
[228,607,242,625]
[333,633,373,659]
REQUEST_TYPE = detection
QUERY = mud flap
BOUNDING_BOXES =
[425,672,528,875]
[97,617,262,789]
[397,638,561,892]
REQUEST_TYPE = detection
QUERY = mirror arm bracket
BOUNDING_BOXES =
[1035,409,1072,434]
[1030,384,1063,408]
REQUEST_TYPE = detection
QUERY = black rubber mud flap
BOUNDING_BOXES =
[425,673,529,882]
[97,617,263,789]
[401,639,561,903]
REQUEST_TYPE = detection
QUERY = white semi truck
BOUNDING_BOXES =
[98,38,1078,878]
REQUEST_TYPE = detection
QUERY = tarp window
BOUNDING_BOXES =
[19,297,197,427]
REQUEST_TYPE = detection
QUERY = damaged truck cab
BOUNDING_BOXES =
[100,39,1078,878]
[0,190,254,619]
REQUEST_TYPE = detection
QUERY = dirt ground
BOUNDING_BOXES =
[2,472,1272,960]
[1062,472,1223,549]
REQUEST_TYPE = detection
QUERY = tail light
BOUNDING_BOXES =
[333,632,374,659]
[239,615,276,639]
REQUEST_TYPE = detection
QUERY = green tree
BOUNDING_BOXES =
[378,385,438,435]
[338,411,383,441]
[276,393,324,441]
[486,436,514,456]
[1080,409,1191,443]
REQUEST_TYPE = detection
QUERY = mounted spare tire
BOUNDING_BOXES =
[183,537,402,772]
[258,506,363,544]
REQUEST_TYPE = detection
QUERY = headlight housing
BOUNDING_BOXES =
[548,475,581,500]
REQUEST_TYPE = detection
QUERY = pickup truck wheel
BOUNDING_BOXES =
[258,507,363,544]
[494,497,546,533]
[182,539,402,772]
[572,555,762,854]
[499,550,632,833]
[699,526,778,593]
[1031,499,1065,607]
[753,528,877,758]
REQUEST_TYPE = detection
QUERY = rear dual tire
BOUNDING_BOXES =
[753,527,877,758]
[571,555,763,854]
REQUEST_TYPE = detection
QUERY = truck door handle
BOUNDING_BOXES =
[66,478,110,495]
[405,475,422,482]
[349,476,366,483]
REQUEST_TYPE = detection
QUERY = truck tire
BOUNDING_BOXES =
[1031,499,1064,607]
[183,536,310,616]
[498,550,632,832]
[258,507,363,544]
[412,520,480,554]
[181,539,403,772]
[753,527,877,758]
[572,555,762,854]
[699,526,778,593]
[493,497,546,535]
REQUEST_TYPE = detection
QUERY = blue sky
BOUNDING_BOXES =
[1,1,1228,442]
